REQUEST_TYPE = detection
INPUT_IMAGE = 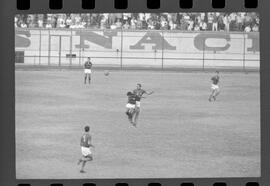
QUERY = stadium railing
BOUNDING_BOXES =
[15,28,260,71]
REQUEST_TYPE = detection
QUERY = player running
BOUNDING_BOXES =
[132,83,154,127]
[125,91,137,124]
[84,57,92,84]
[77,125,94,173]
[209,71,221,102]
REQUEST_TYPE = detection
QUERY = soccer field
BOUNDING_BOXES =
[15,69,260,179]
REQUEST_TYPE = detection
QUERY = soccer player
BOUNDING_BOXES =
[132,83,154,126]
[84,57,92,84]
[77,125,94,173]
[209,71,221,102]
[125,91,137,124]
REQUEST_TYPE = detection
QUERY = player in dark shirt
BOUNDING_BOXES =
[132,83,154,127]
[84,57,92,84]
[126,92,137,124]
[209,71,221,102]
[77,126,94,173]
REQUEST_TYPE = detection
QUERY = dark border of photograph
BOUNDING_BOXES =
[1,0,270,185]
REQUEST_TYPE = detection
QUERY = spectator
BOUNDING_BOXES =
[252,24,259,32]
[123,21,130,29]
[200,21,207,31]
[194,24,200,31]
[45,23,52,28]
[188,19,194,31]
[141,17,148,30]
[169,20,176,30]
[110,23,117,29]
[38,18,43,28]
[207,13,214,31]
[15,16,18,27]
[100,15,107,29]
[223,14,230,31]
[115,19,122,29]
[153,20,161,30]
[20,22,28,28]
[212,13,218,31]
[136,19,142,29]
[160,16,168,30]
[130,17,137,29]
[66,16,72,28]
[244,25,251,32]
[123,13,131,24]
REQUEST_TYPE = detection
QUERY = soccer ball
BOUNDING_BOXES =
[104,70,110,76]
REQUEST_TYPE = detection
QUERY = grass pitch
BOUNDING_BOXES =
[15,70,260,179]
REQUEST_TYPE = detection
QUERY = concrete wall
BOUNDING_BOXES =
[15,28,260,69]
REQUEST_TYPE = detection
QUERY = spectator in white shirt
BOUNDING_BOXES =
[66,17,72,28]
[14,17,18,27]
[200,21,207,31]
[38,19,43,28]
[130,17,137,29]
[21,22,28,28]
[244,25,251,32]
[188,19,194,31]
[123,21,130,29]
[194,24,200,31]
[252,24,259,32]
[45,23,52,28]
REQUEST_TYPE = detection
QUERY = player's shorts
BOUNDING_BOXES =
[84,69,92,74]
[81,146,92,157]
[126,103,135,109]
[211,84,219,90]
[135,101,141,108]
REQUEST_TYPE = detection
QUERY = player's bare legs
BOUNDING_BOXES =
[78,158,83,165]
[79,155,93,173]
[208,90,215,102]
[213,89,220,101]
[84,74,91,84]
[132,108,140,127]
[128,109,134,123]
[125,108,133,123]
[84,74,87,84]
[80,161,86,173]
[88,74,91,84]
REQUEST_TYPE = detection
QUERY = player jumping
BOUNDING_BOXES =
[84,57,92,84]
[77,125,94,173]
[125,91,137,124]
[132,83,154,127]
[209,71,220,102]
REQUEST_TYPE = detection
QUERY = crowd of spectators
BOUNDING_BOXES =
[15,12,259,32]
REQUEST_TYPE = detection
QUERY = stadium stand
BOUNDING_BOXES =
[14,13,259,32]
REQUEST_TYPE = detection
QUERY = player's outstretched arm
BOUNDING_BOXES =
[146,91,154,95]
